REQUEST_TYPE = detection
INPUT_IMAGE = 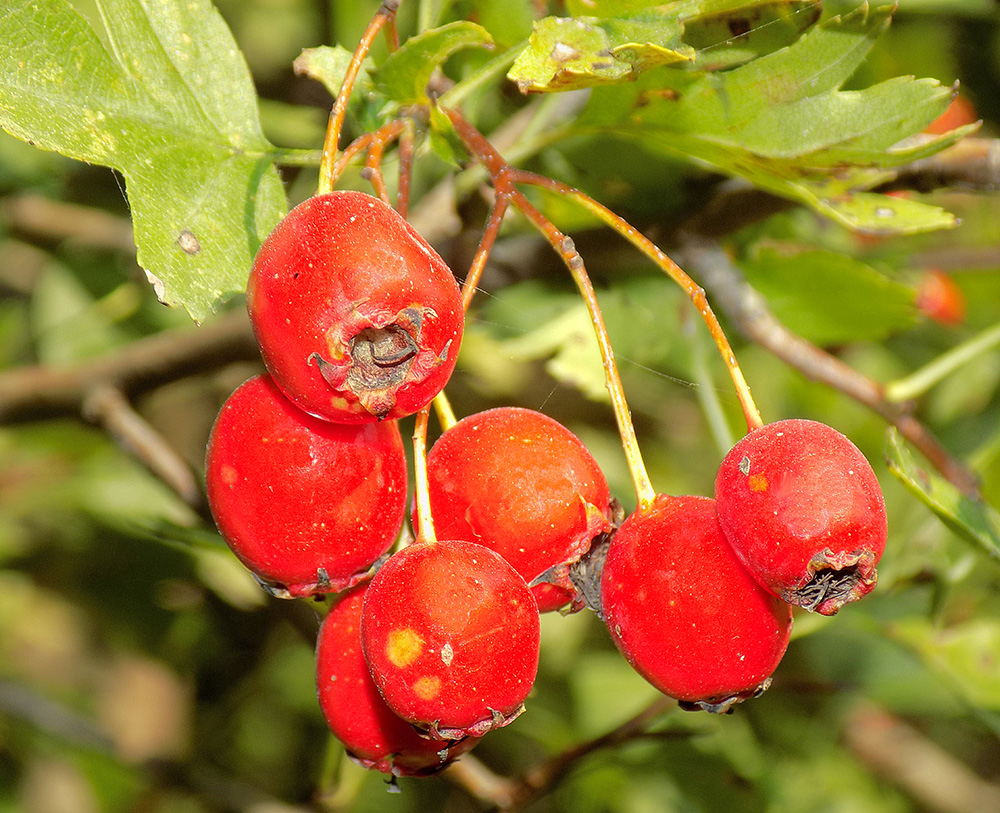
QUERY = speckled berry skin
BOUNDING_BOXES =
[205,374,407,597]
[714,419,887,615]
[246,191,464,423]
[361,540,540,740]
[316,582,479,777]
[423,407,613,612]
[601,495,792,713]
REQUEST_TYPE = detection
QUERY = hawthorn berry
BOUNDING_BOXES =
[246,190,464,423]
[915,268,966,327]
[316,582,479,777]
[422,407,613,612]
[361,540,540,740]
[601,495,793,713]
[714,419,887,615]
[205,374,407,597]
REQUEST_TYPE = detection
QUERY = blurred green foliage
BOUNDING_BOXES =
[0,0,999,811]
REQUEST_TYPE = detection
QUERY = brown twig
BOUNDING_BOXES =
[446,695,676,810]
[678,237,981,495]
[82,383,210,521]
[2,194,135,253]
[0,307,259,422]
[844,700,1000,813]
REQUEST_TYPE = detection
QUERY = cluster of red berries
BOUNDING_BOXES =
[205,190,888,778]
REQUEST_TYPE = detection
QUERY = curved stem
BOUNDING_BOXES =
[886,321,1000,403]
[432,390,458,432]
[443,106,657,510]
[461,195,509,311]
[317,1,401,195]
[515,170,763,433]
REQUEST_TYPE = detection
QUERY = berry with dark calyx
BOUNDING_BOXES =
[422,407,613,612]
[247,190,464,423]
[361,540,540,740]
[316,582,479,777]
[601,495,792,713]
[714,419,887,615]
[205,374,407,597]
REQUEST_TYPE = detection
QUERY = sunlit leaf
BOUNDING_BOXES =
[0,0,287,321]
[509,13,694,93]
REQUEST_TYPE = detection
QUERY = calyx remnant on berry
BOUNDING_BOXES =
[247,191,464,423]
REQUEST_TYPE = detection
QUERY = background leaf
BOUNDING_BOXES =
[0,0,287,321]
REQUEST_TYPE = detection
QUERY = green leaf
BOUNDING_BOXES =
[0,0,287,321]
[739,247,915,344]
[508,13,694,93]
[292,44,356,98]
[372,21,494,104]
[679,0,823,70]
[891,618,1000,712]
[886,428,1000,566]
[619,5,963,232]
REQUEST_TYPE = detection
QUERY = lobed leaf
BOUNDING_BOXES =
[0,0,287,322]
[372,21,495,104]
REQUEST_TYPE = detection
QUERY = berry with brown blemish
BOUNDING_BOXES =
[246,191,464,423]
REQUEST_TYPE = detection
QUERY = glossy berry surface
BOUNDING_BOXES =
[601,495,792,713]
[316,582,479,777]
[423,407,613,612]
[247,191,464,423]
[361,540,540,740]
[205,374,407,597]
[714,419,887,615]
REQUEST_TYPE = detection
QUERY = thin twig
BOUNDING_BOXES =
[0,308,259,422]
[679,237,981,495]
[446,695,676,810]
[82,383,210,520]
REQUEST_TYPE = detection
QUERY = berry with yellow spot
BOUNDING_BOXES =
[316,582,479,777]
[361,539,540,740]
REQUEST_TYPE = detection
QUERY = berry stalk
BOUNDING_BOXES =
[443,107,656,510]
[515,171,763,433]
[411,405,438,545]
[317,1,401,195]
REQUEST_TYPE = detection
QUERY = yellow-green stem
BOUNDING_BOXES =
[442,106,657,509]
[412,406,437,545]
[518,172,763,433]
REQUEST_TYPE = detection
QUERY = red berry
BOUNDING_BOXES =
[924,94,978,135]
[205,374,407,597]
[422,407,613,612]
[316,582,479,777]
[714,419,887,615]
[601,495,792,713]
[915,268,966,327]
[246,191,464,423]
[361,540,540,740]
